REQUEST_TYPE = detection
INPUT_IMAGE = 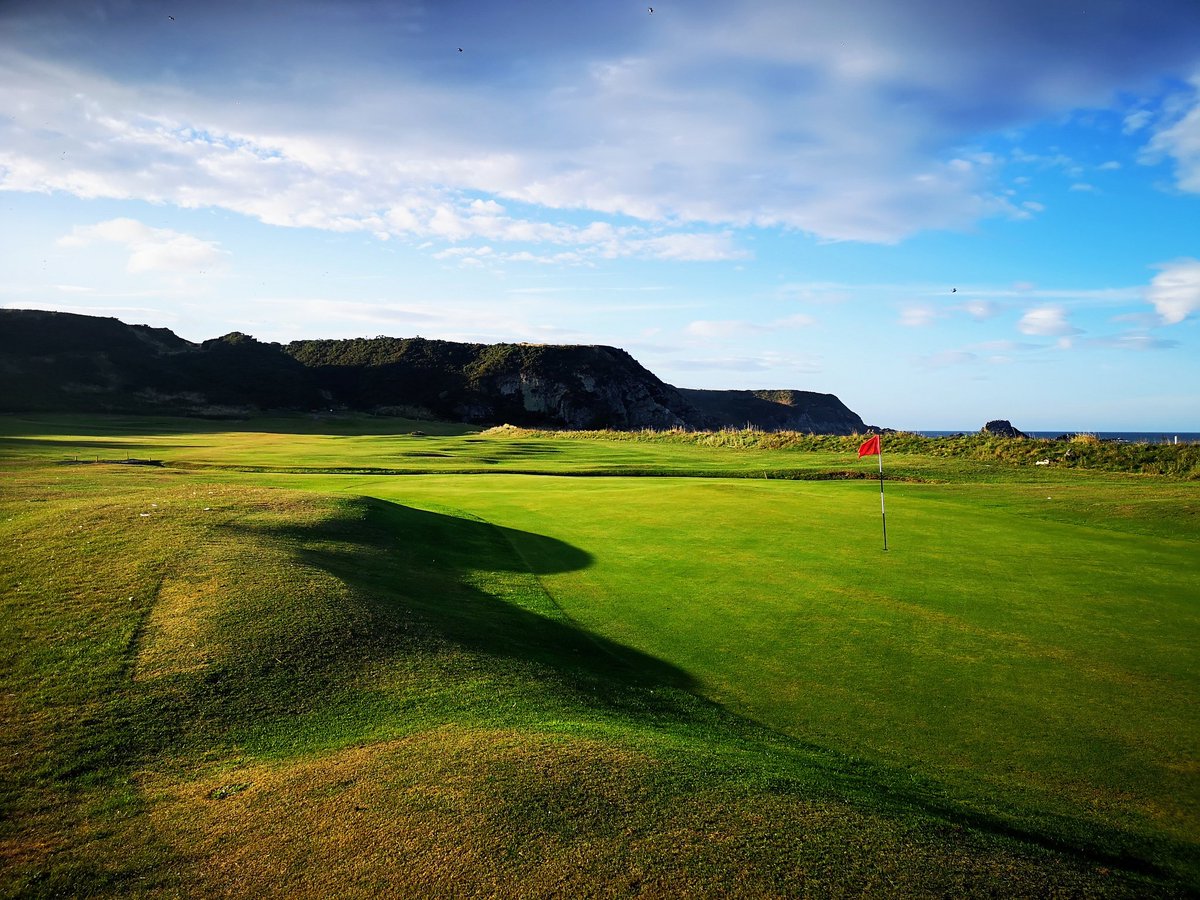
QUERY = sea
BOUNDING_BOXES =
[915,431,1200,444]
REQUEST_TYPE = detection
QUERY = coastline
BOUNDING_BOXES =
[913,430,1200,443]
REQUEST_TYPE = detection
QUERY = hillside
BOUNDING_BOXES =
[0,309,866,432]
[0,309,319,413]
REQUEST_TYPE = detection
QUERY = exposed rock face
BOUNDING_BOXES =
[679,388,867,435]
[981,419,1028,438]
[465,344,695,429]
[285,338,695,428]
[0,309,870,432]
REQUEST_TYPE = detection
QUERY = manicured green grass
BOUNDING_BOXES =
[2,414,1197,896]
[347,475,1198,869]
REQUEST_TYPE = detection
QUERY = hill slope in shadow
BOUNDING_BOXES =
[0,309,868,433]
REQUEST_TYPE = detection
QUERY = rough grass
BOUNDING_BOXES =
[506,426,1200,479]
[2,415,1197,896]
[5,413,1197,480]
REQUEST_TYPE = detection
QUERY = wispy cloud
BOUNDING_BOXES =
[1018,305,1082,337]
[671,351,821,375]
[1087,332,1180,351]
[1144,76,1200,193]
[959,299,1000,320]
[58,218,225,274]
[899,305,940,327]
[685,313,816,339]
[684,320,762,339]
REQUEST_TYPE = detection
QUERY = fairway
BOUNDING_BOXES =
[2,415,1198,896]
[349,476,1199,844]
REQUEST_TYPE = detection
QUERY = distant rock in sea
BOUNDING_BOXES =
[981,419,1027,438]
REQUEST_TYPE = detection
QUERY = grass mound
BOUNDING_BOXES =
[1,458,1191,896]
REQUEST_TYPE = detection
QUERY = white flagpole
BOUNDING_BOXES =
[878,439,888,551]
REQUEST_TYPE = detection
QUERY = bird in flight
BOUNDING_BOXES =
[168,14,174,20]
[648,7,654,13]
[951,288,957,293]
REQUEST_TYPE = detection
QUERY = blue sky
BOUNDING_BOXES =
[1,0,1198,430]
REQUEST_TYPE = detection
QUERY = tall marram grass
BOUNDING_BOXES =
[486,427,1200,479]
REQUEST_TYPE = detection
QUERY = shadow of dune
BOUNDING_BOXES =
[0,436,203,451]
[247,497,699,695]
[130,497,705,765]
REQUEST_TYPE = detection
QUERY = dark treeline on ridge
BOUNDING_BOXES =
[0,309,867,433]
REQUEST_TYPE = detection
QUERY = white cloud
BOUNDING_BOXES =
[1069,183,1096,192]
[685,320,763,339]
[1018,305,1081,337]
[1124,109,1153,134]
[628,233,750,262]
[3,1,1198,253]
[899,305,939,327]
[1087,332,1180,351]
[670,351,821,375]
[685,311,816,340]
[1145,78,1200,192]
[58,218,224,274]
[961,299,999,320]
[1146,258,1200,324]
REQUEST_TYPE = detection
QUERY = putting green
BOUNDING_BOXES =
[325,473,1199,854]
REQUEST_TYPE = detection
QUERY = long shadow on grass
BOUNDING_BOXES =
[249,497,699,698]
[129,497,703,764]
[0,436,203,451]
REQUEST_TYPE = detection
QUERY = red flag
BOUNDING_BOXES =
[858,434,880,457]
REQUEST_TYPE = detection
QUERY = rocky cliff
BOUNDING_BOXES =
[679,388,867,435]
[286,337,693,428]
[0,309,867,432]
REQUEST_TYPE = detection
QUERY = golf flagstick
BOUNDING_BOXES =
[878,440,887,552]
[857,434,887,551]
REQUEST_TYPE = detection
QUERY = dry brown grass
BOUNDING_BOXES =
[140,726,1144,899]
[144,726,659,898]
